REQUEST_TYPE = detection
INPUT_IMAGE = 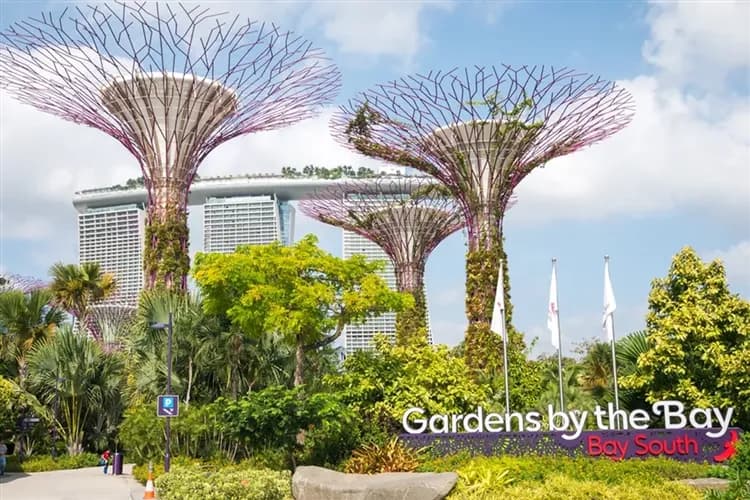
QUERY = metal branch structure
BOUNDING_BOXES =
[88,303,136,351]
[300,177,465,345]
[0,274,48,293]
[0,2,341,290]
[333,65,634,369]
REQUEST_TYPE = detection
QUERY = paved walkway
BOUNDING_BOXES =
[0,464,145,500]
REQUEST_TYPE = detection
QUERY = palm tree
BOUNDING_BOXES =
[580,341,613,403]
[615,330,650,411]
[27,325,123,455]
[0,289,65,387]
[49,262,117,337]
[538,364,597,414]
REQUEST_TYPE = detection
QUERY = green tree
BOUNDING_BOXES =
[0,289,65,387]
[326,337,491,433]
[621,247,750,427]
[49,262,117,335]
[193,235,411,386]
[27,326,124,454]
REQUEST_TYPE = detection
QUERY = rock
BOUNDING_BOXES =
[292,466,458,500]
[678,478,731,491]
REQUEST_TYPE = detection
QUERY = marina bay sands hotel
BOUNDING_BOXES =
[72,171,431,352]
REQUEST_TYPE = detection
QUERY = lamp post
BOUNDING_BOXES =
[150,312,173,473]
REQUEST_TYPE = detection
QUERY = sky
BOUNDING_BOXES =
[0,0,748,357]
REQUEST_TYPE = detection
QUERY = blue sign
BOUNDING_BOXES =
[157,395,179,417]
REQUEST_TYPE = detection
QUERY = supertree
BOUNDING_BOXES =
[0,274,48,293]
[300,177,464,346]
[333,65,634,369]
[0,2,341,290]
[88,303,136,351]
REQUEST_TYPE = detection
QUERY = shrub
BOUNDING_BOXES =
[419,453,711,485]
[344,437,422,474]
[154,464,292,500]
[451,460,514,499]
[326,339,490,434]
[493,474,702,500]
[705,437,750,499]
[5,452,100,472]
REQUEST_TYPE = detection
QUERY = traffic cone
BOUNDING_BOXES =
[143,462,156,499]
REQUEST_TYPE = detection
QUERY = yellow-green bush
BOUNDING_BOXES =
[153,464,291,500]
[344,437,422,474]
[5,452,100,472]
[494,474,702,500]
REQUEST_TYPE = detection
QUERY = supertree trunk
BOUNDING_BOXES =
[394,263,428,346]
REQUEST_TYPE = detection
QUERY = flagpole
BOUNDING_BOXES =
[605,255,621,414]
[500,261,511,414]
[552,258,565,413]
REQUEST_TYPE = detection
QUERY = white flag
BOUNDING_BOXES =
[603,258,617,342]
[490,261,507,342]
[547,262,560,349]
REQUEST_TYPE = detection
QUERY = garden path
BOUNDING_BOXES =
[0,464,145,499]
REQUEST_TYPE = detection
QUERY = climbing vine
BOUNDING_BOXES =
[143,206,190,291]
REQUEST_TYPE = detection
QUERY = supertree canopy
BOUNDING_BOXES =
[0,274,48,293]
[0,2,341,290]
[300,177,464,346]
[333,65,634,369]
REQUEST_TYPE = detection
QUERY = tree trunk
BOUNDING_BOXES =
[186,356,193,407]
[143,199,190,291]
[294,336,305,387]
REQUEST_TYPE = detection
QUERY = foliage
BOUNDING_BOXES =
[493,474,701,500]
[194,234,410,385]
[27,326,124,455]
[5,452,100,472]
[706,438,750,499]
[464,235,511,371]
[143,206,190,291]
[154,463,292,500]
[281,165,377,179]
[421,454,709,499]
[326,339,490,433]
[536,362,597,414]
[395,288,429,347]
[119,402,236,464]
[220,386,362,467]
[132,456,205,484]
[48,262,116,330]
[343,437,422,474]
[450,460,514,499]
[0,289,64,385]
[621,247,750,428]
[419,453,712,484]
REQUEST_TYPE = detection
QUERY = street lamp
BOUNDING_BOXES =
[150,312,173,473]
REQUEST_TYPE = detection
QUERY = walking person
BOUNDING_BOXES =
[0,442,7,475]
[100,449,111,475]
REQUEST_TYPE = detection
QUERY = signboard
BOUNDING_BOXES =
[399,401,741,464]
[157,395,179,417]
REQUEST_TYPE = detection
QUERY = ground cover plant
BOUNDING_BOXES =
[153,463,292,500]
[419,453,714,499]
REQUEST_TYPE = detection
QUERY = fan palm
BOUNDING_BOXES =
[27,325,123,455]
[0,289,64,386]
[49,262,117,337]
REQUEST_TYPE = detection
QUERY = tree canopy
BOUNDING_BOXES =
[193,234,411,385]
[621,247,750,427]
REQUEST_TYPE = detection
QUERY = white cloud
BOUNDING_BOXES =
[643,1,750,88]
[511,75,750,224]
[705,240,750,292]
[305,2,452,61]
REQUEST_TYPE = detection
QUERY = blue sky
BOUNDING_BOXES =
[1,1,748,357]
